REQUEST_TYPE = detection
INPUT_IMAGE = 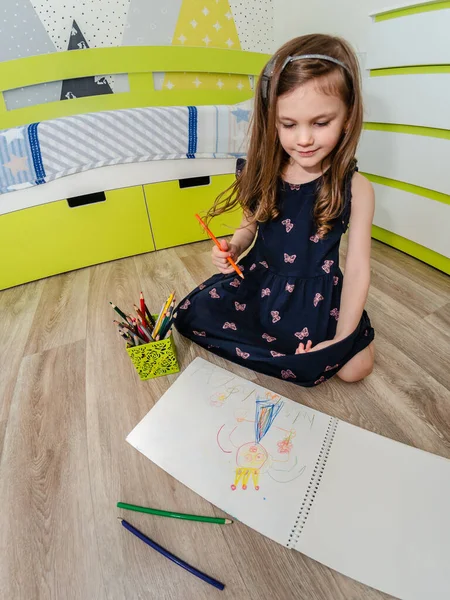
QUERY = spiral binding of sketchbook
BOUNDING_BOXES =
[287,416,339,549]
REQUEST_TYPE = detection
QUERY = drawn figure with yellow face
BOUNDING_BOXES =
[217,392,305,491]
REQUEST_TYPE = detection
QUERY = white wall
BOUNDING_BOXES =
[272,0,436,54]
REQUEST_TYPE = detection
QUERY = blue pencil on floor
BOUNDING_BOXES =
[118,518,225,591]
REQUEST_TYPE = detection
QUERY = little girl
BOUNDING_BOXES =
[174,33,375,387]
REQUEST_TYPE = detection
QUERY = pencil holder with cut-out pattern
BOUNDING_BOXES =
[126,317,179,380]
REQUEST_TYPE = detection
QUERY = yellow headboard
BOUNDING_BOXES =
[0,46,271,129]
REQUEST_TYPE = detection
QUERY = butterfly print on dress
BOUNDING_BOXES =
[321,260,334,274]
[236,347,250,359]
[281,218,294,232]
[262,333,276,342]
[314,376,326,385]
[313,293,324,307]
[199,283,206,290]
[333,276,339,286]
[229,278,241,288]
[285,283,295,293]
[270,351,286,357]
[325,364,339,372]
[261,288,271,298]
[235,302,246,311]
[249,263,257,271]
[309,234,320,243]
[330,308,340,321]
[209,288,220,299]
[281,369,296,380]
[294,328,309,340]
[259,261,269,268]
[193,330,206,337]
[284,253,296,264]
[179,299,190,310]
[223,322,237,330]
[271,311,281,323]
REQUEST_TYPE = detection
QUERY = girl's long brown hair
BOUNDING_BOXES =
[207,34,363,237]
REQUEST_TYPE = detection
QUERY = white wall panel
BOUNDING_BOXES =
[372,183,450,257]
[358,130,450,195]
[364,74,450,130]
[366,9,450,69]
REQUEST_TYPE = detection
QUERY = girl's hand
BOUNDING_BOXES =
[211,239,239,274]
[295,339,337,354]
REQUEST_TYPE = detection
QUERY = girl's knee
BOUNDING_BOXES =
[337,344,375,383]
[337,362,373,383]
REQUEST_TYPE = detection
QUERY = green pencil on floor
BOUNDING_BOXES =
[117,502,232,525]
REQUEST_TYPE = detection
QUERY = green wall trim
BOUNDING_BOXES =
[372,225,450,274]
[370,65,450,76]
[374,1,450,21]
[0,46,270,92]
[0,46,270,128]
[363,122,450,140]
[361,173,450,206]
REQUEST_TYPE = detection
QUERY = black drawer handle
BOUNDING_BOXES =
[179,176,210,189]
[67,191,106,207]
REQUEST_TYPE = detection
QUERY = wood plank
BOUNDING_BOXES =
[424,303,450,338]
[369,239,450,298]
[370,255,447,318]
[24,269,90,356]
[366,287,449,388]
[0,340,105,599]
[0,279,43,462]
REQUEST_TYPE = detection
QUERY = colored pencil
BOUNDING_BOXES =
[139,292,147,323]
[137,324,150,343]
[151,302,165,338]
[118,518,225,591]
[194,214,244,279]
[134,304,147,325]
[132,333,143,346]
[139,323,153,340]
[117,502,233,524]
[159,316,174,340]
[113,320,135,334]
[110,302,129,322]
[157,299,175,340]
[144,304,155,327]
[153,291,175,339]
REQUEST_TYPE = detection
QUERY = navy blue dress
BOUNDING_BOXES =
[174,159,374,386]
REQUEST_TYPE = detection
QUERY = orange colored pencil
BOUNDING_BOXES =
[194,214,244,279]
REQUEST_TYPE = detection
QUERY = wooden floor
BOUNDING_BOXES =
[1,238,449,600]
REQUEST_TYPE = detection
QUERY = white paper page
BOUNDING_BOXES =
[126,357,332,547]
[296,420,450,600]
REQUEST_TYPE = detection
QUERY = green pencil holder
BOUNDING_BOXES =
[126,318,180,380]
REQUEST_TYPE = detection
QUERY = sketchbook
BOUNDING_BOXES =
[126,357,450,600]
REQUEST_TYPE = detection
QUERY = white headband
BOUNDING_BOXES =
[261,54,351,99]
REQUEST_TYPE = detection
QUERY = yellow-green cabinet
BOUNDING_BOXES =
[144,175,242,249]
[0,186,154,290]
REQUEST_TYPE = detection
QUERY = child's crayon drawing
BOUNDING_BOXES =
[217,392,306,491]
[189,363,311,492]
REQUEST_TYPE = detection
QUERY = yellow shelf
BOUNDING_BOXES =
[0,186,154,290]
[144,175,242,249]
